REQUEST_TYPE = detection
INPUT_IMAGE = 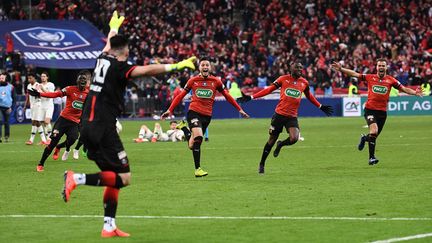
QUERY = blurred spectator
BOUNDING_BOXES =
[421,80,431,96]
[228,81,242,98]
[0,72,16,142]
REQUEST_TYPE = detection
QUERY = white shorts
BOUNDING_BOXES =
[158,133,169,142]
[40,106,54,120]
[31,106,44,121]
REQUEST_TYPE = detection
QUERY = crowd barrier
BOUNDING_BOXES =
[9,95,432,124]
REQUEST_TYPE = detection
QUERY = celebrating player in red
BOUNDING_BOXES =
[238,62,333,174]
[28,70,91,172]
[332,59,422,165]
[161,57,249,177]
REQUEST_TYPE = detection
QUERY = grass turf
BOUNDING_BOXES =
[0,116,431,242]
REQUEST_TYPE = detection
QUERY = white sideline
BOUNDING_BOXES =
[370,232,432,243]
[0,215,432,221]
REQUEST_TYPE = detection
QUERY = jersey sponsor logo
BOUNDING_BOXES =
[72,100,84,110]
[11,27,90,50]
[195,89,214,98]
[372,85,388,94]
[284,88,301,98]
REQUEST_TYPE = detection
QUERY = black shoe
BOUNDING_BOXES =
[273,141,282,157]
[258,164,265,174]
[358,134,366,151]
[205,137,209,142]
[368,157,379,165]
[4,137,8,143]
[0,138,2,143]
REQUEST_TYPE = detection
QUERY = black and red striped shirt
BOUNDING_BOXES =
[81,53,136,124]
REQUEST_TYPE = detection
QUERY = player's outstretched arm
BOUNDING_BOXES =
[40,90,64,98]
[400,86,423,97]
[331,61,361,78]
[161,90,188,119]
[304,86,334,116]
[237,85,278,103]
[130,56,196,78]
[102,10,125,53]
[221,89,250,118]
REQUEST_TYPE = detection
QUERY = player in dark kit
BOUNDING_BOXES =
[161,57,249,177]
[332,59,422,165]
[62,11,197,238]
[238,62,334,174]
[29,70,90,172]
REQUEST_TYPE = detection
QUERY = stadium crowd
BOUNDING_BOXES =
[0,0,431,96]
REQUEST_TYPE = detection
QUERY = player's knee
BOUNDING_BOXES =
[267,135,278,146]
[290,134,299,144]
[193,136,203,149]
[119,173,131,187]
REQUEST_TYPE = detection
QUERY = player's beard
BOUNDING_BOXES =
[378,70,386,78]
[201,69,209,78]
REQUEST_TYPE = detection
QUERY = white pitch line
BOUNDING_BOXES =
[0,215,431,221]
[370,232,432,243]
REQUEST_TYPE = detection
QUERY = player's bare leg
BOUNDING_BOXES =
[273,127,299,158]
[190,127,207,177]
[259,134,279,174]
[63,171,131,237]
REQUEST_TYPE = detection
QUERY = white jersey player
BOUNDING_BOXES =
[25,73,48,145]
[39,72,55,138]
[134,121,184,143]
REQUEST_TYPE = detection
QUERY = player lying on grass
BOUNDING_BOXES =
[238,62,333,174]
[134,120,185,143]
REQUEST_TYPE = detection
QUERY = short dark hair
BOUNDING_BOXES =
[199,56,211,63]
[78,70,91,76]
[27,72,36,78]
[41,71,49,78]
[110,35,129,50]
[170,121,178,125]
[376,58,387,64]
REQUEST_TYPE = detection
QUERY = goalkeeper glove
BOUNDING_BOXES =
[320,105,334,116]
[28,89,41,98]
[236,92,252,103]
[166,56,196,71]
[109,10,125,33]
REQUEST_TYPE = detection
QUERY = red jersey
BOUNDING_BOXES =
[184,75,225,116]
[360,74,401,111]
[41,86,89,124]
[253,75,320,117]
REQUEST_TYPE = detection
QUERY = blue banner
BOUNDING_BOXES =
[185,97,343,119]
[1,20,105,69]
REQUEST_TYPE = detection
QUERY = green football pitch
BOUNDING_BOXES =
[0,116,431,242]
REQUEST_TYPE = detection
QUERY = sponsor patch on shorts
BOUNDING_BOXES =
[118,151,127,160]
[191,118,199,126]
